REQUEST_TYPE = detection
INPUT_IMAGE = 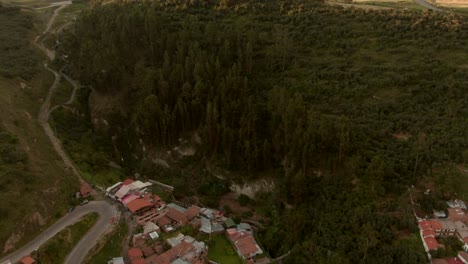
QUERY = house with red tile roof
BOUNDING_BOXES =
[129,247,144,261]
[225,227,263,259]
[166,208,188,225]
[424,237,440,251]
[132,259,145,264]
[122,178,134,185]
[234,235,263,259]
[80,182,92,198]
[186,206,201,221]
[127,199,154,214]
[20,256,36,264]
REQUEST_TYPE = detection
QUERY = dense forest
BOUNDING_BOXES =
[57,0,468,262]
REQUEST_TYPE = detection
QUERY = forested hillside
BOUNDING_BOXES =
[58,0,468,262]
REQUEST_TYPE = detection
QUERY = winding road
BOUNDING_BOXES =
[414,0,442,11]
[1,2,119,264]
[0,202,118,264]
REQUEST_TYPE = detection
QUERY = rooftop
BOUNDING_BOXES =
[129,247,143,259]
[234,234,263,258]
[185,206,200,220]
[424,236,439,251]
[127,199,153,213]
[20,256,35,264]
[80,182,92,195]
[167,203,188,213]
[122,178,134,185]
[166,208,187,223]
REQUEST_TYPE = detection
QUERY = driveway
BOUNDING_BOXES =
[0,201,118,264]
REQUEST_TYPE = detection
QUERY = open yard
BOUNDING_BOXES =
[208,235,243,264]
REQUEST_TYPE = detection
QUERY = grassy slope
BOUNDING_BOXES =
[0,0,83,255]
[34,213,98,263]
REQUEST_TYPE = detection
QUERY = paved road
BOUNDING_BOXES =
[0,201,118,264]
[414,0,442,11]
[0,2,121,264]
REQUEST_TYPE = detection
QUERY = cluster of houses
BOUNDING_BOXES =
[417,199,468,264]
[106,179,265,264]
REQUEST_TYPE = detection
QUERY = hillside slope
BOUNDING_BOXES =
[0,4,78,255]
[56,0,468,262]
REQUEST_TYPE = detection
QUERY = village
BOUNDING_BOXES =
[103,178,268,264]
[414,190,468,264]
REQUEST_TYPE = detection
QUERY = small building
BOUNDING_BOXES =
[224,218,236,229]
[434,210,447,218]
[128,247,143,262]
[107,257,124,264]
[166,208,188,225]
[186,205,201,221]
[237,223,252,233]
[234,234,263,259]
[80,182,92,198]
[143,222,160,235]
[131,259,145,264]
[148,231,159,240]
[141,246,155,258]
[447,200,467,209]
[424,236,439,251]
[127,199,154,215]
[20,256,36,264]
[122,178,134,186]
[448,208,467,222]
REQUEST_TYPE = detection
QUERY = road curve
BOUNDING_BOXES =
[0,3,121,264]
[414,0,442,11]
[0,201,119,264]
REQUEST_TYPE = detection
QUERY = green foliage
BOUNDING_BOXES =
[57,0,468,263]
[238,194,250,206]
[0,5,38,79]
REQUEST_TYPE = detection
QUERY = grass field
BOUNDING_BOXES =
[85,219,126,264]
[34,213,98,263]
[208,235,243,264]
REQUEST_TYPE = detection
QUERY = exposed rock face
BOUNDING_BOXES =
[230,179,275,199]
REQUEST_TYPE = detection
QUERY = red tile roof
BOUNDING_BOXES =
[20,256,36,264]
[128,247,143,259]
[132,259,145,264]
[122,179,134,185]
[446,257,464,264]
[145,241,193,264]
[419,220,443,231]
[234,235,262,258]
[423,229,436,238]
[166,208,187,223]
[186,206,200,220]
[141,246,154,257]
[127,199,153,213]
[424,237,439,251]
[80,182,92,196]
[157,216,171,226]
